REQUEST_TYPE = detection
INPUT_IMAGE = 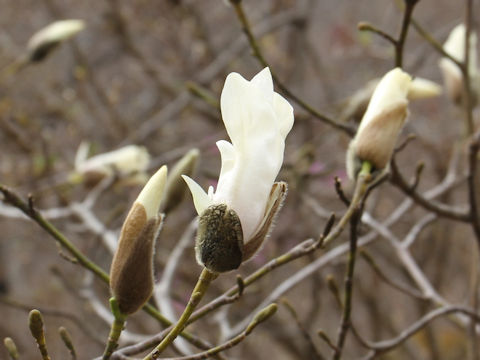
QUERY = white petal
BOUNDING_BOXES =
[220,72,252,146]
[443,24,477,75]
[76,145,150,176]
[408,78,442,99]
[216,140,236,180]
[74,141,90,170]
[28,20,85,52]
[136,166,167,219]
[182,175,212,215]
[358,68,411,135]
[251,67,274,103]
[273,93,294,137]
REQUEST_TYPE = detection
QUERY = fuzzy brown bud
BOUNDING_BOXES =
[109,166,167,315]
[196,204,243,273]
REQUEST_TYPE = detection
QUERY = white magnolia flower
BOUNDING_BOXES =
[75,143,150,183]
[347,68,412,179]
[183,67,293,272]
[27,20,85,62]
[439,24,478,104]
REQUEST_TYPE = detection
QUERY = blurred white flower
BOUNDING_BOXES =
[439,24,479,104]
[27,20,85,62]
[408,77,442,99]
[183,67,293,272]
[74,143,150,184]
[347,68,412,179]
[340,77,440,123]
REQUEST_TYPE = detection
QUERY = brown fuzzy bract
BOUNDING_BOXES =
[196,204,243,273]
[109,203,159,315]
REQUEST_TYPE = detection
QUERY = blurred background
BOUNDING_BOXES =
[0,0,477,359]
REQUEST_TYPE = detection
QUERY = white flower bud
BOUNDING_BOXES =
[74,143,150,185]
[27,20,85,62]
[340,77,440,123]
[347,68,412,179]
[110,166,167,315]
[439,24,478,104]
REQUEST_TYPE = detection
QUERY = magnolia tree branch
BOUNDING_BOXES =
[360,305,480,359]
[0,185,220,354]
[229,0,356,136]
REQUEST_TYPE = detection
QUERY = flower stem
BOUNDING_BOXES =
[102,298,127,360]
[144,268,217,359]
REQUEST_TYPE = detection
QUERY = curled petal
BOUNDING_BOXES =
[216,140,236,180]
[182,175,213,215]
[273,92,294,137]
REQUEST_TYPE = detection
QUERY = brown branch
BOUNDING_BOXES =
[362,305,480,358]
[390,159,470,222]
[229,0,355,137]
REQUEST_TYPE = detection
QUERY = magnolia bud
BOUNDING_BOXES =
[74,143,151,186]
[439,24,478,105]
[28,310,50,360]
[196,204,243,273]
[346,68,411,179]
[160,148,199,214]
[3,337,19,360]
[110,166,167,315]
[27,20,85,63]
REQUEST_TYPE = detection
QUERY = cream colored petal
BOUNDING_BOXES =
[182,175,213,215]
[439,59,463,103]
[408,78,442,99]
[74,141,90,170]
[136,166,167,219]
[216,140,236,180]
[78,145,150,175]
[251,67,274,103]
[220,72,251,146]
[443,24,477,75]
[27,20,85,52]
[273,92,294,137]
[358,68,411,135]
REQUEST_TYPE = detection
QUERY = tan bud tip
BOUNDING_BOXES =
[28,309,45,340]
[196,204,243,273]
[357,22,372,31]
[246,303,278,335]
[58,327,75,351]
[161,149,199,213]
[136,165,167,219]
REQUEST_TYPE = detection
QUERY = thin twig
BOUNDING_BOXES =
[230,0,355,137]
[361,305,480,359]
[394,0,418,67]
